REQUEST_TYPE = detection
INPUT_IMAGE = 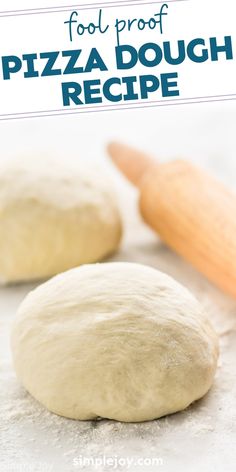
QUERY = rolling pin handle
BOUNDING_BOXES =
[107,142,155,188]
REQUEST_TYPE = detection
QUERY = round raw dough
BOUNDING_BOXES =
[0,157,122,283]
[11,262,219,422]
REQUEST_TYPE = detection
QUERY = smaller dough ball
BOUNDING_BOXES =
[11,262,219,422]
[0,157,122,283]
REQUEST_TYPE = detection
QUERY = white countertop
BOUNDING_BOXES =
[1,102,236,471]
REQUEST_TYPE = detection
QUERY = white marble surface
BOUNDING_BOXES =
[1,102,236,471]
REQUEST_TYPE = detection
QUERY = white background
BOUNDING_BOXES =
[0,0,235,117]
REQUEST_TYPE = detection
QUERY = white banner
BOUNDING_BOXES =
[0,0,235,119]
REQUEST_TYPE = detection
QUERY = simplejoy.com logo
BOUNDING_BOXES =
[73,455,164,469]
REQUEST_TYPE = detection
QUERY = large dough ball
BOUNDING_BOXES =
[0,157,122,283]
[11,262,219,422]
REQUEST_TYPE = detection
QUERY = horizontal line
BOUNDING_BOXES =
[0,93,235,117]
[0,1,137,14]
[0,95,235,121]
[0,0,188,17]
[0,0,187,16]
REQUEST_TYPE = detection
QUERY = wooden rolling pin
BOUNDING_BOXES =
[107,142,236,298]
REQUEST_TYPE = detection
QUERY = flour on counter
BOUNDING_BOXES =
[1,186,236,472]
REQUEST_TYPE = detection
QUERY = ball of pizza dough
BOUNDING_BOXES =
[11,262,219,422]
[0,157,122,283]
